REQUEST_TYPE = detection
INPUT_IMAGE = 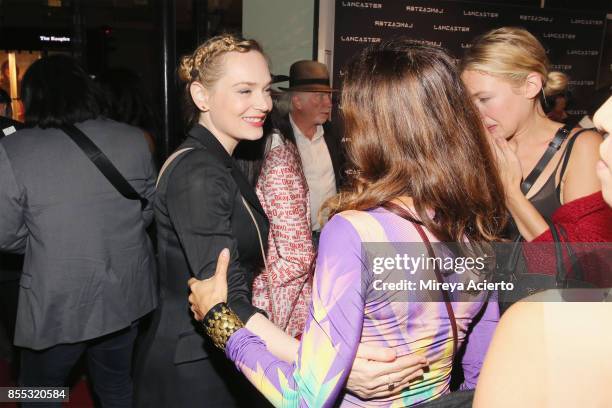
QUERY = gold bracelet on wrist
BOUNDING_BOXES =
[202,302,244,351]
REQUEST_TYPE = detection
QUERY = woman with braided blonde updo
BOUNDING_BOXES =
[133,34,274,407]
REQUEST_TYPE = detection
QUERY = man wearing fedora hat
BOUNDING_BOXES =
[276,60,345,245]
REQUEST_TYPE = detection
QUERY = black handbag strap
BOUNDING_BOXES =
[546,219,585,287]
[61,124,148,210]
[547,219,566,286]
[558,226,585,282]
[382,202,458,357]
[520,124,572,195]
[503,234,524,279]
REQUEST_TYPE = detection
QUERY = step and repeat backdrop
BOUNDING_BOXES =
[333,0,608,117]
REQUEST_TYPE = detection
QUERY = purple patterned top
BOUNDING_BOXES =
[226,208,499,407]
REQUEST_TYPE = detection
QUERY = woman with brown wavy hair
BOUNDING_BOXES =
[188,39,507,407]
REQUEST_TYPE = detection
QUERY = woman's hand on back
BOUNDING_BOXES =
[347,343,428,399]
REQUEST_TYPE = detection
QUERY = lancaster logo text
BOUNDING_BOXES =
[434,25,470,32]
[340,36,382,43]
[406,6,444,14]
[341,1,382,9]
[550,64,572,70]
[412,39,443,47]
[542,33,576,40]
[567,50,599,56]
[569,80,595,86]
[374,20,414,28]
[570,19,603,25]
[519,15,553,22]
[463,11,498,18]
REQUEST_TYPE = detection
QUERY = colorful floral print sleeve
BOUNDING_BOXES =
[226,208,498,407]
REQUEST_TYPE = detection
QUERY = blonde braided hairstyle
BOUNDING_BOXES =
[178,33,265,127]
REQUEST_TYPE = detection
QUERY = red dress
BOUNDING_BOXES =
[252,139,315,337]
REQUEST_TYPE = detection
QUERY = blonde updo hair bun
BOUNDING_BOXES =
[461,27,568,96]
[179,33,265,126]
[545,71,569,96]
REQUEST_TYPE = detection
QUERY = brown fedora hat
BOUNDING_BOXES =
[278,60,336,92]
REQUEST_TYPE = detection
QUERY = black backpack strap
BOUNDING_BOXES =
[61,124,148,210]
[520,124,571,195]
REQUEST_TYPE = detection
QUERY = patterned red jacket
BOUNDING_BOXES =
[523,191,612,287]
[252,139,315,337]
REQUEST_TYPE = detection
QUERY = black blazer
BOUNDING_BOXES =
[276,114,346,190]
[135,125,269,407]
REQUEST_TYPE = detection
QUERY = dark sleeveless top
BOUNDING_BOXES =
[499,129,593,311]
[500,134,573,310]
[526,157,565,220]
[506,129,586,240]
[506,153,565,240]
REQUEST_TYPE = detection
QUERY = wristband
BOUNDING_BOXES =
[202,302,244,350]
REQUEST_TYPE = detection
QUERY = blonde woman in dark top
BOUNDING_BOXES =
[461,27,611,294]
[474,99,612,407]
